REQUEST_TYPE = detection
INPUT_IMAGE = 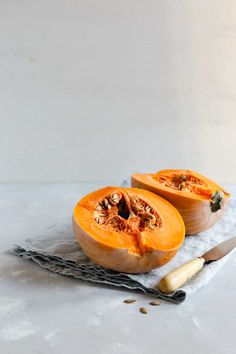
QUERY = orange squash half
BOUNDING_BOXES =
[132,170,230,236]
[73,187,185,273]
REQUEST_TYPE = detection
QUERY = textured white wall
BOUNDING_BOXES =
[1,1,236,183]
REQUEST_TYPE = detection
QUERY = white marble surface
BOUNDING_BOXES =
[0,183,236,354]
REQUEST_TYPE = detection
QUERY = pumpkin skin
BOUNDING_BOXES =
[73,187,185,273]
[131,170,230,236]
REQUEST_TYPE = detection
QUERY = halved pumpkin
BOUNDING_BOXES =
[73,187,185,273]
[132,170,230,235]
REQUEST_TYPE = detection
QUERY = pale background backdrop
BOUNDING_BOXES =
[1,0,236,183]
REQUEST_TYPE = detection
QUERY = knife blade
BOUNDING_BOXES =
[159,236,236,294]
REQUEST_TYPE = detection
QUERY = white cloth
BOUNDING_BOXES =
[11,195,236,304]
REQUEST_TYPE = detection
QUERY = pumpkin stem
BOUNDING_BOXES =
[210,191,224,213]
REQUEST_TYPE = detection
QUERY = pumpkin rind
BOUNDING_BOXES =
[131,170,230,235]
[73,187,185,273]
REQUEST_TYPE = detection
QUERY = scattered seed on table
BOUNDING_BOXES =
[149,300,161,306]
[123,299,136,304]
[139,307,148,314]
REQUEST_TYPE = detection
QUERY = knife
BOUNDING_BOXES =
[159,236,236,294]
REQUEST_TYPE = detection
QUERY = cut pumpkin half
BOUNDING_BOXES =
[132,170,230,235]
[73,187,185,273]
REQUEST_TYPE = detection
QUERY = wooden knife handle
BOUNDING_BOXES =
[159,257,205,294]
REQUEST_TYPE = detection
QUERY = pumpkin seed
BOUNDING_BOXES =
[123,299,136,304]
[112,193,120,203]
[104,198,109,206]
[149,300,161,306]
[132,197,138,204]
[139,307,148,314]
[149,224,157,230]
[95,217,105,224]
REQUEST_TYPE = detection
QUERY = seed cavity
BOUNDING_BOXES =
[94,191,162,234]
[153,173,215,198]
[117,198,130,220]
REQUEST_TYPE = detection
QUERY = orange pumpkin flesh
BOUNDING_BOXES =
[73,187,185,273]
[131,170,230,236]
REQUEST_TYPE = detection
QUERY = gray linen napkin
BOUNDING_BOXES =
[11,197,236,304]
